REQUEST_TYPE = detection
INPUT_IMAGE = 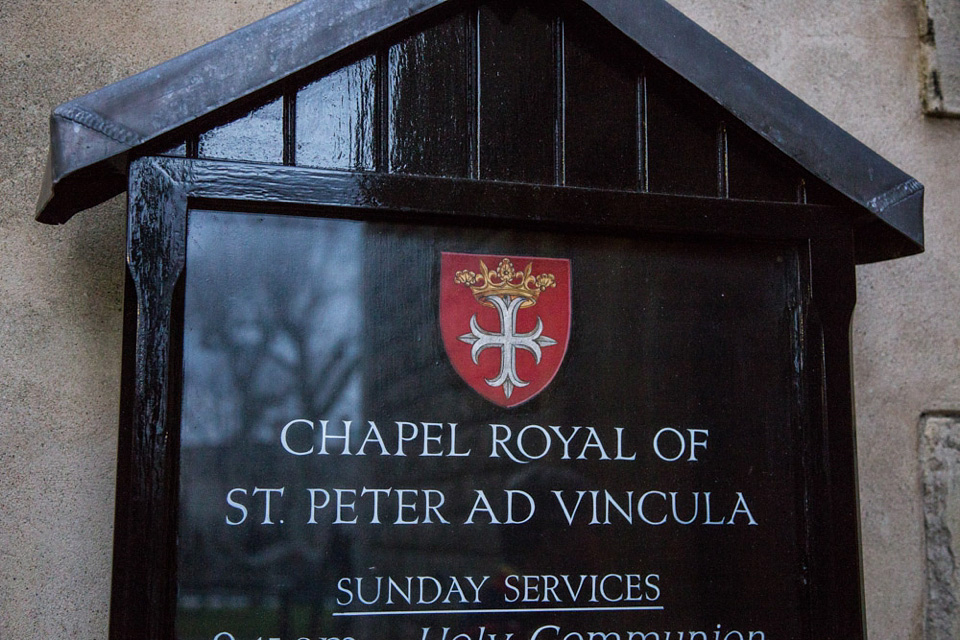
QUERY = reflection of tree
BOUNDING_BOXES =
[177,213,362,639]
[195,266,359,442]
[183,214,364,445]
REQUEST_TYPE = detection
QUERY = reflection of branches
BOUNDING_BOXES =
[179,216,362,634]
[186,217,362,445]
[305,337,361,417]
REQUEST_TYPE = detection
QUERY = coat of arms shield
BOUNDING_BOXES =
[440,252,571,408]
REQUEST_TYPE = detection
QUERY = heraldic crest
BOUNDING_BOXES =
[440,252,571,408]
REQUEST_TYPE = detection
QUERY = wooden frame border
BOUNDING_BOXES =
[113,155,863,639]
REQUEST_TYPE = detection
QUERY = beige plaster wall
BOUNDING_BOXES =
[0,2,298,637]
[0,0,955,639]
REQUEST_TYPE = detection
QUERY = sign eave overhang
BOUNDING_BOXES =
[34,0,924,263]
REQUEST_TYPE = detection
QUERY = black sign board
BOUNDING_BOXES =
[35,2,925,640]
[109,146,865,640]
[176,207,804,640]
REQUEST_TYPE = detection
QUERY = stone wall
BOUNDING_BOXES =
[1,1,956,639]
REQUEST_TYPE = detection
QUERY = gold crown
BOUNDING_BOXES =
[454,258,556,308]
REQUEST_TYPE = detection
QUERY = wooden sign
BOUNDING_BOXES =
[35,2,924,640]
[171,205,834,640]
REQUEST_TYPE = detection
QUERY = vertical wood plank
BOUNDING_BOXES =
[197,96,284,164]
[478,0,557,184]
[283,83,297,166]
[639,72,649,192]
[296,56,377,171]
[111,156,188,640]
[727,122,802,202]
[563,16,639,190]
[806,234,864,640]
[645,67,721,197]
[388,14,472,178]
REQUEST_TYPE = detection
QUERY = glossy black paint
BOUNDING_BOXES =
[164,158,849,240]
[644,67,722,198]
[183,2,812,208]
[807,237,864,639]
[477,1,558,184]
[114,159,188,639]
[37,0,922,267]
[80,2,908,638]
[116,154,864,639]
[563,13,639,190]
[296,57,377,171]
[197,96,284,165]
[173,0,860,232]
[726,121,804,203]
[388,12,473,177]
[178,211,807,639]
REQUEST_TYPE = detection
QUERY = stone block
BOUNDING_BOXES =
[922,413,960,639]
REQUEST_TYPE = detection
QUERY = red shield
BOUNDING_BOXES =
[440,252,571,408]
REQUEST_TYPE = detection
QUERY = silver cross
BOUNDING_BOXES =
[458,294,557,398]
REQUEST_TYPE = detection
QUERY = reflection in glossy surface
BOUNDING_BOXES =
[178,210,808,640]
[388,15,471,178]
[198,97,284,164]
[183,1,812,203]
[296,57,376,170]
[478,1,557,183]
[179,211,362,639]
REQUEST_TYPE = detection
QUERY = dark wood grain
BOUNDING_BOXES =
[296,56,377,171]
[388,13,473,178]
[111,156,188,640]
[645,65,722,197]
[563,14,639,190]
[478,1,557,183]
[197,96,284,164]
